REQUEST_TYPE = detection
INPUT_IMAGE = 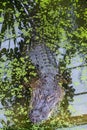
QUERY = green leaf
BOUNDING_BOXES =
[0,17,4,22]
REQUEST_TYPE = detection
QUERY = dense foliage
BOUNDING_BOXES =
[0,0,87,129]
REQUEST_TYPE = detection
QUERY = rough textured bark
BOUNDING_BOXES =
[29,44,64,123]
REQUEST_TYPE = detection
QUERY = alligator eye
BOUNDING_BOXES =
[44,75,47,78]
[36,64,39,68]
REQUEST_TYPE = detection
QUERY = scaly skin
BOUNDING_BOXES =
[29,44,64,123]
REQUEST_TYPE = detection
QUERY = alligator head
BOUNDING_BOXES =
[29,75,64,123]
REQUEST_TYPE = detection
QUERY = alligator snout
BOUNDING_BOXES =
[29,103,52,123]
[29,109,41,123]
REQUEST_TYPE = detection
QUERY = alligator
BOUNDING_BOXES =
[29,43,64,123]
